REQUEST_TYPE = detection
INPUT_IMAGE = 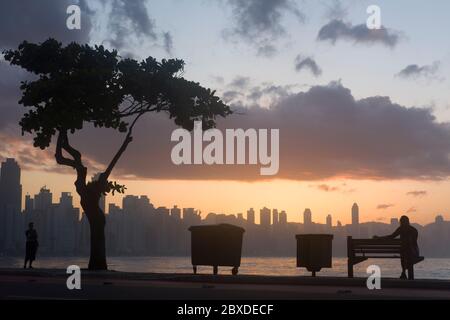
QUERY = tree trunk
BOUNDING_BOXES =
[83,199,107,270]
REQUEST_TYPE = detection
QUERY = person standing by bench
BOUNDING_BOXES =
[374,215,420,280]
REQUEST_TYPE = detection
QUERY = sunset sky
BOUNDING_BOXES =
[1,0,450,225]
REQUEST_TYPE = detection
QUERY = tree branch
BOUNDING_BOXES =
[57,130,87,195]
[118,105,158,118]
[60,131,82,163]
[55,132,77,168]
[100,112,145,183]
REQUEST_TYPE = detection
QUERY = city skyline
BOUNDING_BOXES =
[1,157,447,228]
[2,157,450,259]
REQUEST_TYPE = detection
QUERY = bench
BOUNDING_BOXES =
[347,236,424,280]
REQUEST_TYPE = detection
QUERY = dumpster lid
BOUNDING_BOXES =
[189,223,245,233]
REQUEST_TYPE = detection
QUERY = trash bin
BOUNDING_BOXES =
[295,234,333,276]
[189,224,245,275]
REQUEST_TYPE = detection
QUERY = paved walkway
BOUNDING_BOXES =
[1,268,449,300]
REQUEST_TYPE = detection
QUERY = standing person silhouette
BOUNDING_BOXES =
[24,222,39,269]
[375,215,420,279]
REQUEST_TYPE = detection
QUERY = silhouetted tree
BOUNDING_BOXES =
[3,39,231,270]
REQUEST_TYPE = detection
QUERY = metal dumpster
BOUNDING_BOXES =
[189,224,245,275]
[295,234,333,276]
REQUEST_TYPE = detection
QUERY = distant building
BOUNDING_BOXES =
[0,158,23,251]
[303,208,312,226]
[0,158,22,211]
[390,218,399,226]
[25,194,34,212]
[260,207,271,227]
[55,192,79,254]
[247,208,255,224]
[279,210,287,224]
[272,209,279,225]
[326,214,332,229]
[60,192,73,208]
[34,186,52,211]
[171,205,181,220]
[156,207,170,215]
[352,203,359,225]
[183,208,201,226]
[435,215,445,224]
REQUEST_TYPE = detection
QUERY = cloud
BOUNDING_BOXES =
[0,132,103,175]
[256,44,278,58]
[60,81,450,182]
[0,61,31,130]
[309,183,355,193]
[222,79,297,108]
[0,0,96,133]
[406,207,417,213]
[311,184,339,192]
[211,75,225,85]
[100,0,173,55]
[317,19,400,48]
[0,0,92,50]
[396,62,442,81]
[3,53,450,182]
[294,55,322,76]
[377,204,395,210]
[406,190,428,197]
[323,0,348,20]
[106,0,157,50]
[224,0,304,56]
[162,32,173,55]
[229,76,251,89]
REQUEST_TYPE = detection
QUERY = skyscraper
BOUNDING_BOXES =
[0,158,22,211]
[34,186,52,211]
[25,194,34,212]
[352,203,359,225]
[171,205,181,220]
[279,210,287,224]
[303,208,312,226]
[247,208,255,224]
[272,209,279,225]
[326,214,332,229]
[260,207,271,227]
[183,208,201,226]
[55,192,78,254]
[435,215,445,224]
[0,158,23,251]
[59,192,73,208]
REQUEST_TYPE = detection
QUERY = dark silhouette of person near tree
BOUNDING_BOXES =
[375,215,420,279]
[24,222,39,269]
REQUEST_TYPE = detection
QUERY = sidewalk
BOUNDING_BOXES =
[1,268,450,299]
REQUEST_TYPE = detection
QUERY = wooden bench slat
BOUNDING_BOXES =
[353,255,401,259]
[353,245,402,250]
[354,249,401,252]
[352,240,401,245]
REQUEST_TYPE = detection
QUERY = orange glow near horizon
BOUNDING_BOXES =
[21,170,449,226]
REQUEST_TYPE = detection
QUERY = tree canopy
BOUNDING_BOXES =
[3,39,232,150]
